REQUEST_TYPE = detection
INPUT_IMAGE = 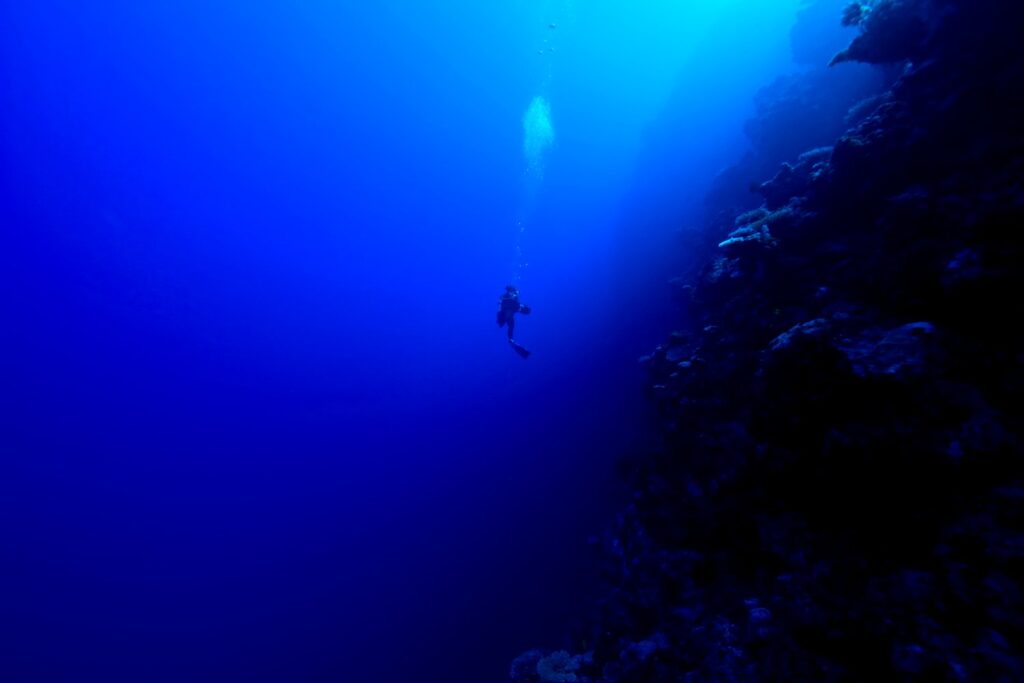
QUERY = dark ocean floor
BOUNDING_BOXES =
[512,1,1024,681]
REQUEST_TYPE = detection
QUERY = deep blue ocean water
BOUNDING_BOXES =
[1,2,851,680]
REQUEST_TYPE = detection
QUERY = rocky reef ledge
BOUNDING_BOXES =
[513,1,1024,680]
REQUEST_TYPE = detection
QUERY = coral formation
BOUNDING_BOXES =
[536,651,580,683]
[704,45,890,231]
[841,2,869,28]
[830,0,934,66]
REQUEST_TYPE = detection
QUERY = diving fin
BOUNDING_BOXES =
[510,341,531,359]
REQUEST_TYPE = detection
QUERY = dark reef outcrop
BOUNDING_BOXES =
[513,0,1024,680]
[830,0,937,66]
[702,65,889,226]
[701,6,894,248]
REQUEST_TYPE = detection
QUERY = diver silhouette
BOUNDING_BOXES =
[497,285,532,358]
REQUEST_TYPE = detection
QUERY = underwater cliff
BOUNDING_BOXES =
[512,1,1024,680]
[3,1,1022,680]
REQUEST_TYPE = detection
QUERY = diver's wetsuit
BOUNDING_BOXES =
[497,288,531,357]
[497,293,524,340]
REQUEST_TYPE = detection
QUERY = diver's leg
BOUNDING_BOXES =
[507,315,515,341]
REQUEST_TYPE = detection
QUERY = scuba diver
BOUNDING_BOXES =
[497,285,532,358]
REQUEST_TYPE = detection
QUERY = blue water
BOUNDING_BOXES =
[2,1,833,680]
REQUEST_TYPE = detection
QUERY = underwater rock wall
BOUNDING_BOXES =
[513,1,1024,680]
[701,63,890,232]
